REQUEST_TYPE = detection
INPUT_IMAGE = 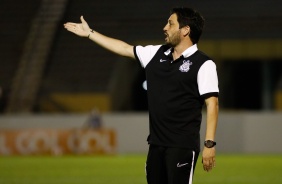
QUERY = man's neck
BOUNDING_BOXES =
[172,41,193,60]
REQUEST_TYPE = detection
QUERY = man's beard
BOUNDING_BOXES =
[165,30,181,47]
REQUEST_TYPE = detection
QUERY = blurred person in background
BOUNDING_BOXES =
[64,7,219,184]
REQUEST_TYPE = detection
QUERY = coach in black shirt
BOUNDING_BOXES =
[65,7,219,184]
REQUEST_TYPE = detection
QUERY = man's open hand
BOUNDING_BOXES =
[64,16,91,37]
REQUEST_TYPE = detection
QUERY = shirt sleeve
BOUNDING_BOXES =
[134,45,162,68]
[197,60,219,98]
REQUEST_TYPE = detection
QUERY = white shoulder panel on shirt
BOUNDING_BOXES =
[135,45,162,68]
[197,60,219,95]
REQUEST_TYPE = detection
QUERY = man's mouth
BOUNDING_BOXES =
[164,32,169,40]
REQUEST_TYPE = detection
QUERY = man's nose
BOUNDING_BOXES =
[163,24,168,31]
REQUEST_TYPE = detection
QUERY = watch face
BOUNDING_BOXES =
[205,140,216,148]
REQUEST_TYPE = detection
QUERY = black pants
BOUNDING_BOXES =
[146,145,199,184]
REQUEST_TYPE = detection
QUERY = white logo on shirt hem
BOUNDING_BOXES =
[160,59,167,62]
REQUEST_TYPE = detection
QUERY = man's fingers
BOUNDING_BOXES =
[203,157,215,172]
[64,22,77,27]
[64,23,80,30]
[64,24,75,31]
[213,158,216,167]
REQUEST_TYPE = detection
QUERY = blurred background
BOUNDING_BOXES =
[0,0,282,155]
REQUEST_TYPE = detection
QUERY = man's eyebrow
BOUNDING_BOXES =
[168,19,173,23]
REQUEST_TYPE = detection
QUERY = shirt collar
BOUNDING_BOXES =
[164,44,198,58]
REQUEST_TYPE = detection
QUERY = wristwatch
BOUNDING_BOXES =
[204,140,216,148]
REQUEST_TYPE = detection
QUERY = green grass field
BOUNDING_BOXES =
[0,154,281,184]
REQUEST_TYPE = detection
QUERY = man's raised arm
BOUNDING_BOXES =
[64,16,135,59]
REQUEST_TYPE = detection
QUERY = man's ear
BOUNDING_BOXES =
[182,26,190,37]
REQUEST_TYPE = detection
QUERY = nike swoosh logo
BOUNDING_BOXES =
[160,59,167,62]
[177,163,189,167]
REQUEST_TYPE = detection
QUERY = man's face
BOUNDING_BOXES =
[163,13,181,47]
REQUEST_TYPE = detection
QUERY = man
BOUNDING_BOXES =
[64,7,219,184]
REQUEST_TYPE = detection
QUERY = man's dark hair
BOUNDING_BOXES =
[170,7,205,44]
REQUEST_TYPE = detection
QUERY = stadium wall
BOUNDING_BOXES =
[0,112,281,154]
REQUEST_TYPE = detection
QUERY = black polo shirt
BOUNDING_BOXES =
[134,44,219,152]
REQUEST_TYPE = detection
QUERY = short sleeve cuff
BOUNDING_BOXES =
[201,92,219,99]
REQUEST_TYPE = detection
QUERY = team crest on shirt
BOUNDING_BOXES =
[179,60,192,72]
